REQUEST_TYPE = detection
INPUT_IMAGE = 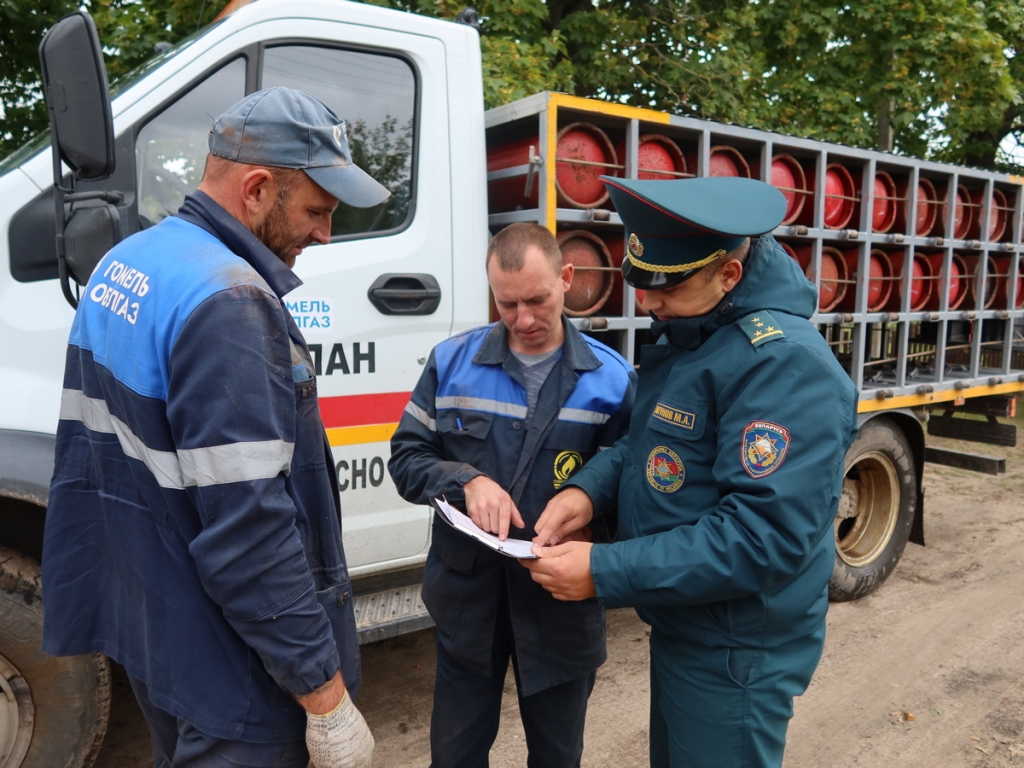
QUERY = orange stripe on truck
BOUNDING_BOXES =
[319,391,411,447]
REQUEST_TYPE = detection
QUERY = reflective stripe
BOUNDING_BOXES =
[404,401,437,431]
[435,396,528,420]
[558,407,611,425]
[179,441,293,487]
[60,389,293,489]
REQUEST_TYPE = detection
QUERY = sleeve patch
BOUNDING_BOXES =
[738,311,785,347]
[741,421,790,478]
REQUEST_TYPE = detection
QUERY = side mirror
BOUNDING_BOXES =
[39,11,115,181]
[38,11,121,308]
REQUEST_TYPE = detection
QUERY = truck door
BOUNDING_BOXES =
[129,24,449,571]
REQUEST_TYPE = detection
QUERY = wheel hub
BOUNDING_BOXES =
[0,652,33,768]
[835,451,900,568]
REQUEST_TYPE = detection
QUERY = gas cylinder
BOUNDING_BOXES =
[894,177,938,236]
[839,249,893,311]
[934,183,972,240]
[792,245,849,311]
[967,188,1008,241]
[771,154,808,225]
[852,171,897,233]
[557,230,614,316]
[614,135,686,180]
[684,145,751,179]
[886,252,933,311]
[487,122,618,212]
[961,253,999,309]
[921,252,967,310]
[796,163,856,229]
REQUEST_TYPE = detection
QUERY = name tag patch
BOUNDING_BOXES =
[652,402,697,430]
[647,446,685,493]
[742,421,791,478]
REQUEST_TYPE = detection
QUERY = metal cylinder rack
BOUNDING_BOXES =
[484,93,1024,410]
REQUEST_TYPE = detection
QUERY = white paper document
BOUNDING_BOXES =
[433,497,538,559]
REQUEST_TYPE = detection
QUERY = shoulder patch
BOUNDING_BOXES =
[738,311,785,347]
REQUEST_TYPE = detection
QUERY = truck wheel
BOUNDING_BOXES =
[829,417,916,602]
[0,546,110,768]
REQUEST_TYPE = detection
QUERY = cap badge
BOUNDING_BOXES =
[628,233,644,258]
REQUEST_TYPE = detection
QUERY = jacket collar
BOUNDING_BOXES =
[473,315,602,371]
[175,190,303,299]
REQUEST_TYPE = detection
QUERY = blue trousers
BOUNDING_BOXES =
[128,676,308,768]
[648,624,826,768]
[429,596,597,768]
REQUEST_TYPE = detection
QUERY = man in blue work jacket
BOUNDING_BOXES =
[389,222,635,767]
[525,177,858,768]
[42,89,386,768]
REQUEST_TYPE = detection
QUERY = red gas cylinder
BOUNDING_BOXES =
[852,171,898,233]
[778,241,798,260]
[684,145,751,179]
[921,252,967,310]
[934,183,973,239]
[967,188,1008,241]
[886,252,933,311]
[839,249,893,311]
[770,155,808,225]
[614,135,686,180]
[894,177,938,236]
[796,163,856,229]
[991,258,1024,308]
[792,245,849,311]
[961,253,999,309]
[557,230,614,316]
[487,123,618,212]
[602,235,645,316]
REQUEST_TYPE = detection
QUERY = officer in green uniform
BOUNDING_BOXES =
[523,176,858,767]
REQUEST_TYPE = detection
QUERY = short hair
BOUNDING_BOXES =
[702,237,751,282]
[486,223,562,273]
[200,153,307,191]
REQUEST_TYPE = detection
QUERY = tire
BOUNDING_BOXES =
[0,546,110,768]
[828,416,917,602]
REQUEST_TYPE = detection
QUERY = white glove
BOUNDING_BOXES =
[305,688,374,768]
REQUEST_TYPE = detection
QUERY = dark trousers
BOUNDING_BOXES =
[429,598,596,768]
[128,676,308,768]
[648,623,826,768]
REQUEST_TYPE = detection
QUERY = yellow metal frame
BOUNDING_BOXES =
[543,93,671,233]
[858,381,1024,413]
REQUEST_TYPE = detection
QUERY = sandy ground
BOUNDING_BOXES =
[94,415,1024,767]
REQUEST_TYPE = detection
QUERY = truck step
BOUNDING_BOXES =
[354,584,433,645]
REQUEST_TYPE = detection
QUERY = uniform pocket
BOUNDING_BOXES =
[436,409,494,440]
[647,396,707,441]
[725,646,761,689]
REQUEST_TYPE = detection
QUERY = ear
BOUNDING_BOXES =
[239,168,277,219]
[560,261,574,290]
[718,259,744,292]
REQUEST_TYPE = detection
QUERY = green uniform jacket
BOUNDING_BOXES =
[569,235,857,648]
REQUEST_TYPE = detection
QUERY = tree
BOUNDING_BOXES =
[363,0,1024,173]
[1,0,210,157]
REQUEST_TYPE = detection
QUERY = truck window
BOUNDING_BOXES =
[135,58,246,227]
[260,45,416,238]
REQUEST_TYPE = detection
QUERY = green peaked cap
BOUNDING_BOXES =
[601,176,787,289]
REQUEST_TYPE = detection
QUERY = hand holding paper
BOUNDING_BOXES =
[434,497,537,559]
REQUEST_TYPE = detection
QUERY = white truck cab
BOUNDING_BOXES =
[0,3,488,766]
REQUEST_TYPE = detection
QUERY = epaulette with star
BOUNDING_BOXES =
[739,311,785,347]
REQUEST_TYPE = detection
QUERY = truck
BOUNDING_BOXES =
[1,0,1022,765]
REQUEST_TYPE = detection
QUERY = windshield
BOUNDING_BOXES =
[0,19,226,177]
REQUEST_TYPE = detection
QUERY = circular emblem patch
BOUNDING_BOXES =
[646,446,685,493]
[553,450,583,489]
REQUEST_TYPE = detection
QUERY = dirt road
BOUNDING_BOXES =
[95,417,1024,767]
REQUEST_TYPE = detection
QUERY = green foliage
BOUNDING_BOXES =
[3,0,1024,172]
[0,0,210,157]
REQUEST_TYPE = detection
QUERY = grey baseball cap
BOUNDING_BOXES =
[209,87,391,208]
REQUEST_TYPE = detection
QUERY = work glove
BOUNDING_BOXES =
[305,688,374,768]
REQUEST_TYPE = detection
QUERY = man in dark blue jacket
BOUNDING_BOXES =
[526,177,858,768]
[42,88,387,768]
[389,222,636,768]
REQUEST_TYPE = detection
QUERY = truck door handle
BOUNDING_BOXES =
[367,273,442,315]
